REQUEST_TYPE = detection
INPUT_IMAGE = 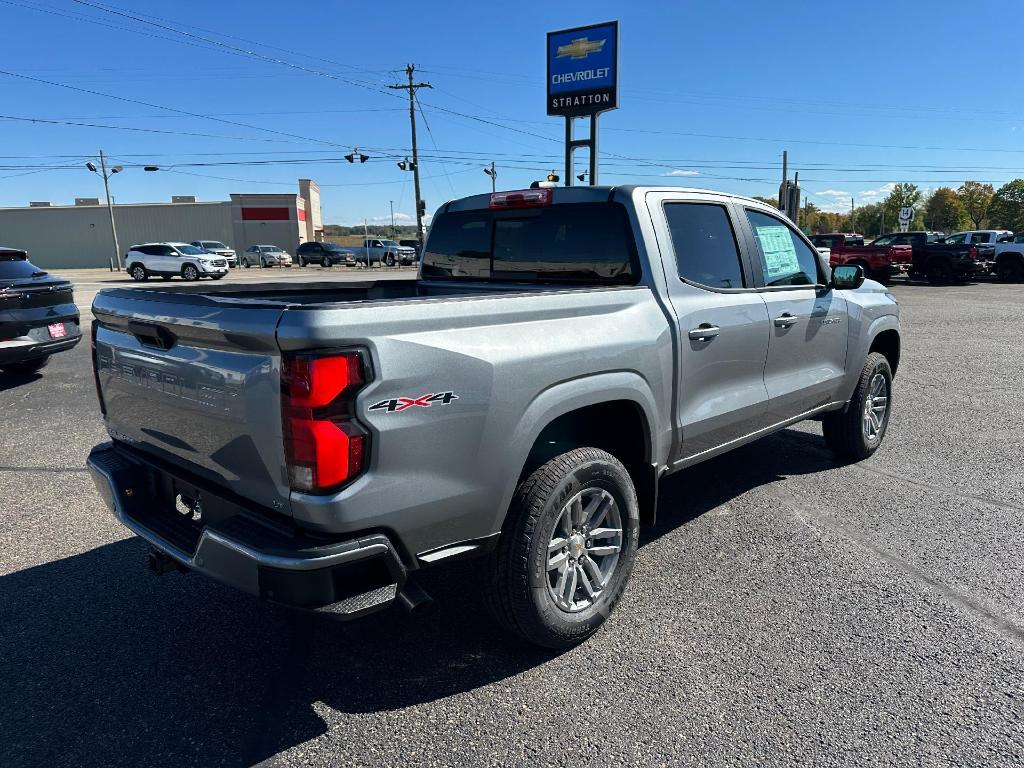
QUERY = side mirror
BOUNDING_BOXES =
[832,264,864,290]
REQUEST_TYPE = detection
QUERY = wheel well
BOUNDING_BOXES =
[520,400,658,526]
[996,250,1023,264]
[870,330,900,377]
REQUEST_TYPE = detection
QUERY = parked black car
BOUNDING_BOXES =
[0,247,81,374]
[871,231,981,285]
[296,241,356,267]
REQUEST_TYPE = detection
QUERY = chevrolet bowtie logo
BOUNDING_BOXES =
[556,37,605,60]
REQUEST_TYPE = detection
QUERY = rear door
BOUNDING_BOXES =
[739,207,848,421]
[648,192,772,462]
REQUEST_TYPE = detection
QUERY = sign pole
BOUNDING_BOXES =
[589,113,599,185]
[565,118,574,187]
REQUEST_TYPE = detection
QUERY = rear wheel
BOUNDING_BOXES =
[822,352,893,461]
[2,356,49,375]
[129,264,147,282]
[181,264,199,281]
[996,256,1024,283]
[484,447,639,648]
[927,259,955,285]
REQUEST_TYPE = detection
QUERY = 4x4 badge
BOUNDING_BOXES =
[369,392,459,413]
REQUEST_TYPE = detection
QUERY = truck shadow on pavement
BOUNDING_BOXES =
[0,427,839,768]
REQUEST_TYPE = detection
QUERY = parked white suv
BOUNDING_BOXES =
[125,242,229,282]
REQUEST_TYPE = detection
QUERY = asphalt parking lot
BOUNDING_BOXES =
[2,276,1022,767]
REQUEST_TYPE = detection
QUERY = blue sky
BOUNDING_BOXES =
[2,0,1022,225]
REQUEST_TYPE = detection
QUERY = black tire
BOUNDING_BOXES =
[385,254,396,267]
[822,351,893,461]
[260,257,267,268]
[996,256,1024,283]
[927,259,955,285]
[160,275,172,281]
[129,264,148,282]
[322,255,332,268]
[181,264,199,281]
[484,447,640,649]
[212,274,225,280]
[241,257,250,268]
[2,355,49,375]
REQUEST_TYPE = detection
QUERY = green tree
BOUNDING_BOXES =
[957,181,994,229]
[924,187,967,232]
[986,179,1024,231]
[852,202,885,238]
[882,183,924,231]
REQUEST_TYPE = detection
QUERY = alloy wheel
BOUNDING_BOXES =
[546,487,623,613]
[862,373,889,444]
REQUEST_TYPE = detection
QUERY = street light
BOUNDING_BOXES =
[86,150,125,271]
[483,161,497,193]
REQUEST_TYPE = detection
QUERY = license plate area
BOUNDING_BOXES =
[48,322,66,339]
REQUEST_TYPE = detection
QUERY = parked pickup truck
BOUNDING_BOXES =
[994,232,1024,282]
[352,238,417,267]
[87,186,901,648]
[869,231,983,285]
[940,230,1013,277]
[809,232,912,284]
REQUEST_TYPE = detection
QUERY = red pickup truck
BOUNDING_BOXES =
[810,233,912,285]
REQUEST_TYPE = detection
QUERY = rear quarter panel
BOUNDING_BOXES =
[276,286,674,558]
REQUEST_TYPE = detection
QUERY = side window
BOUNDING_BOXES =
[664,203,745,289]
[159,246,177,257]
[944,233,967,244]
[874,235,895,246]
[745,209,820,287]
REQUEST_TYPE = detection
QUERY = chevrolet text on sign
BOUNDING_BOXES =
[546,21,619,117]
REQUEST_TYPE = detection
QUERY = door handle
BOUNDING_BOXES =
[774,313,798,328]
[688,324,720,342]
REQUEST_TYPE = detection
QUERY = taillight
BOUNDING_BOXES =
[489,188,552,209]
[969,246,978,259]
[281,352,369,493]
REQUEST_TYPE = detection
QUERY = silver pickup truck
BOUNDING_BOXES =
[87,186,901,648]
[352,238,417,267]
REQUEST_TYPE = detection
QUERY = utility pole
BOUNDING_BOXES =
[389,64,432,241]
[389,200,395,239]
[87,150,124,271]
[779,150,788,211]
[484,161,497,193]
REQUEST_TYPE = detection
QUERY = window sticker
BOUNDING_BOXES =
[755,225,800,281]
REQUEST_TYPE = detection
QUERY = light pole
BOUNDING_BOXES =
[390,200,395,239]
[87,150,123,270]
[483,162,497,193]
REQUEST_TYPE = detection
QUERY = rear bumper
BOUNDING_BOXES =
[87,442,408,617]
[0,316,82,364]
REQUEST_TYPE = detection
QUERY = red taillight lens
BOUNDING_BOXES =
[489,188,552,209]
[969,246,978,258]
[282,352,368,493]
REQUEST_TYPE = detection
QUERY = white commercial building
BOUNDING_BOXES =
[0,178,324,269]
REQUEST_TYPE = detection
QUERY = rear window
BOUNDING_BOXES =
[422,203,639,283]
[0,257,44,279]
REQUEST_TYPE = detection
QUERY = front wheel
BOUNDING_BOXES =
[997,258,1024,283]
[260,257,267,268]
[385,254,396,267]
[484,447,639,648]
[322,255,332,268]
[927,260,955,285]
[822,352,893,461]
[181,264,199,281]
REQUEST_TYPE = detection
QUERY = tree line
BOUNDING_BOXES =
[755,179,1024,237]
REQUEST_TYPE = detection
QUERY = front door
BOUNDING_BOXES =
[652,194,772,463]
[740,208,849,421]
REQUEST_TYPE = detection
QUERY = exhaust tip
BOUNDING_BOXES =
[397,578,435,616]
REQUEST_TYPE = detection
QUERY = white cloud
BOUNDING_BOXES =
[816,189,849,198]
[661,169,699,177]
[859,183,897,199]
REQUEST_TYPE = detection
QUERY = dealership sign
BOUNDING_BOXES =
[547,21,619,117]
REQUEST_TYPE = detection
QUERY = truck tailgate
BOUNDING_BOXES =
[92,289,292,515]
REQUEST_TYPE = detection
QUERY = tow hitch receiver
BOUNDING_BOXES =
[148,549,186,575]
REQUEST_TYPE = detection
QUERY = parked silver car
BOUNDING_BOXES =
[241,245,292,268]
